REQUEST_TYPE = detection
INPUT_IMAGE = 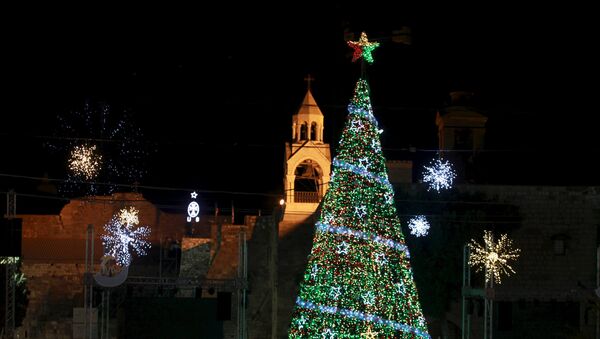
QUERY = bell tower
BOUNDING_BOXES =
[283,76,331,216]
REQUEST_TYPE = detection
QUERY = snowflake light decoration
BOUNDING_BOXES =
[408,215,430,237]
[422,158,456,192]
[119,206,139,226]
[68,144,102,180]
[102,207,151,266]
[468,230,521,284]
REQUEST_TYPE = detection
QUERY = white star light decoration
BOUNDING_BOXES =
[374,252,387,265]
[362,291,375,306]
[408,215,430,237]
[337,241,349,255]
[102,207,151,266]
[187,191,200,222]
[68,144,102,180]
[355,205,367,218]
[395,281,405,294]
[468,230,521,284]
[330,286,342,300]
[310,263,319,279]
[423,158,456,192]
[322,328,335,339]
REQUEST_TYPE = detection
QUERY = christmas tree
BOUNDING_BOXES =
[288,33,430,338]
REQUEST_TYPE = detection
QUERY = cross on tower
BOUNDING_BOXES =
[304,74,315,91]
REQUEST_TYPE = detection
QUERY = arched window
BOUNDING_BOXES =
[300,122,308,140]
[310,122,318,141]
[294,159,322,203]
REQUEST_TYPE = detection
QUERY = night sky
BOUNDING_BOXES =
[2,4,595,213]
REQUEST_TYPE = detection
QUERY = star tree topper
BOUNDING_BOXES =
[347,32,380,64]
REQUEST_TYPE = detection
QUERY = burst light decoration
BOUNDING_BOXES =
[102,207,151,266]
[468,230,521,284]
[408,215,430,237]
[48,102,148,196]
[288,76,430,338]
[347,32,380,64]
[68,144,102,180]
[422,158,456,192]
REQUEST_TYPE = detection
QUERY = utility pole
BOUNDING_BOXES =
[270,207,283,339]
[461,245,471,339]
[3,190,17,339]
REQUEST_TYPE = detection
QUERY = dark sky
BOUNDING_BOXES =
[1,4,595,213]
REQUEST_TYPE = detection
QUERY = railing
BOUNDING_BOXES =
[294,191,320,203]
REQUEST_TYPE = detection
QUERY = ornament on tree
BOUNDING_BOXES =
[347,32,380,64]
[288,65,430,336]
[187,191,200,222]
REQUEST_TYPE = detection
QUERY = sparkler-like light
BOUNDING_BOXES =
[468,230,520,284]
[50,102,148,196]
[408,215,430,237]
[102,207,151,266]
[68,144,102,180]
[422,159,456,192]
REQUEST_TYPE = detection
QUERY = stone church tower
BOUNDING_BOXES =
[283,86,331,218]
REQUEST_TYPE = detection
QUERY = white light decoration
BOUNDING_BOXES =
[187,191,200,222]
[297,315,307,330]
[422,158,456,192]
[395,281,405,294]
[468,230,521,284]
[279,198,285,206]
[408,215,430,237]
[310,264,319,279]
[337,241,349,255]
[374,252,387,265]
[362,291,375,306]
[102,207,151,266]
[322,328,335,339]
[330,286,342,300]
[349,119,364,132]
[68,144,102,180]
[357,157,370,169]
[355,205,367,218]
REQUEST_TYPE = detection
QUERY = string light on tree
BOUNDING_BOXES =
[408,215,430,237]
[102,207,151,266]
[468,230,521,284]
[422,158,456,192]
[187,191,200,222]
[68,144,102,180]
